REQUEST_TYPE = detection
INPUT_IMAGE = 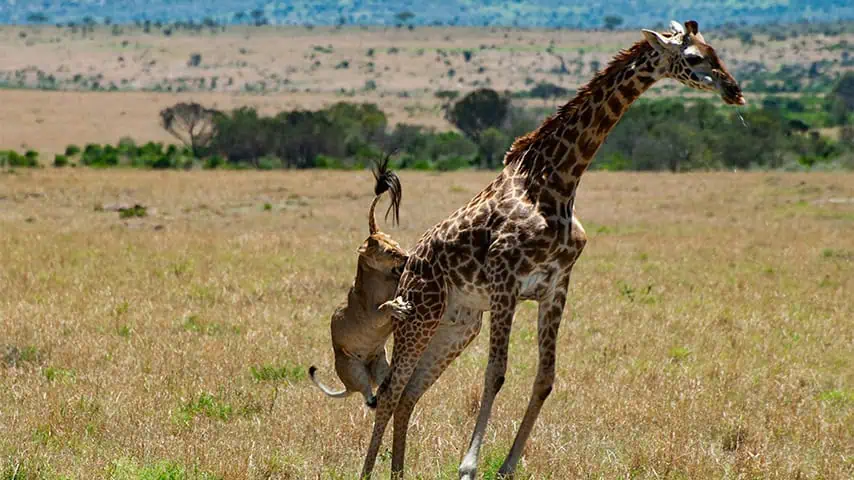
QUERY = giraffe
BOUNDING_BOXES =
[360,20,744,479]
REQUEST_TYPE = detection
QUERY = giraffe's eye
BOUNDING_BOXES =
[685,55,704,66]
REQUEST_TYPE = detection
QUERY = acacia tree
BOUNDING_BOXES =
[446,88,510,141]
[159,102,221,156]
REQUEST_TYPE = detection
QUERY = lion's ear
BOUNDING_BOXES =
[357,242,369,255]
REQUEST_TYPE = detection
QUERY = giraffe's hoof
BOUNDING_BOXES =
[365,395,377,409]
[458,466,477,480]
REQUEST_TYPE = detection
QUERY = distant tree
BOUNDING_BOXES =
[603,15,623,30]
[159,102,221,156]
[435,90,460,102]
[529,82,570,103]
[251,8,268,26]
[828,71,854,124]
[395,11,415,24]
[26,13,49,24]
[187,53,202,67]
[477,127,510,168]
[446,88,510,140]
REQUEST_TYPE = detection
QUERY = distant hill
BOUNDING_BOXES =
[3,1,854,28]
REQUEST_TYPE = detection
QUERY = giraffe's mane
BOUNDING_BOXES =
[503,39,653,174]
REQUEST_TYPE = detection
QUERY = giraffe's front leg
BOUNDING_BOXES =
[391,306,483,477]
[360,278,447,479]
[458,297,515,480]
[497,274,571,478]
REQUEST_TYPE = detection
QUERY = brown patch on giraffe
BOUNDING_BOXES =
[637,75,655,86]
[591,87,605,104]
[596,114,617,136]
[571,163,586,178]
[607,95,623,116]
[618,82,639,100]
[551,140,568,160]
[457,260,478,282]
[579,107,593,128]
[578,133,599,159]
[607,72,620,88]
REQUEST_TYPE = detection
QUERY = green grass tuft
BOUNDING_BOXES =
[107,457,222,480]
[818,389,854,407]
[175,393,233,424]
[43,366,75,382]
[250,363,306,383]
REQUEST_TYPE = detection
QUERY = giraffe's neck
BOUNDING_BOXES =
[504,41,664,188]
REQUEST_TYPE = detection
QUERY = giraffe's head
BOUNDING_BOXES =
[642,20,745,106]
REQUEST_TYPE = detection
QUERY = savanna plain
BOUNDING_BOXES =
[1,169,852,479]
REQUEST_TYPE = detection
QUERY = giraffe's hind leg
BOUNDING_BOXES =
[391,305,484,476]
[360,276,447,479]
[459,298,516,480]
[498,274,571,478]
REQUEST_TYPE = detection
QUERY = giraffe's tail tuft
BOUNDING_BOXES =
[369,151,402,234]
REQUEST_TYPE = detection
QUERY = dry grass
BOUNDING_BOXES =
[1,169,853,479]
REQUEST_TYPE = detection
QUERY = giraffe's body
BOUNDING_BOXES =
[359,20,744,479]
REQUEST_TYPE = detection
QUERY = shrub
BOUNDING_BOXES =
[204,155,224,169]
[53,154,69,167]
[64,144,81,156]
[1,150,39,167]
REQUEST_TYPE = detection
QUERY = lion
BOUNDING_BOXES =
[309,157,407,408]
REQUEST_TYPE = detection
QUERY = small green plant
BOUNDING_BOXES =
[32,424,56,446]
[821,248,853,260]
[53,154,69,167]
[175,393,233,424]
[250,363,307,383]
[43,366,75,382]
[263,202,273,211]
[180,315,240,336]
[2,344,43,367]
[616,280,656,304]
[818,388,854,407]
[1,458,48,479]
[668,346,692,363]
[107,457,222,480]
[119,204,147,218]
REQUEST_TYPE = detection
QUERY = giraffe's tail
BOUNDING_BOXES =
[368,151,402,235]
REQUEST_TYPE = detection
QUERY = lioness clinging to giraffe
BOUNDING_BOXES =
[358,20,745,480]
[309,156,408,408]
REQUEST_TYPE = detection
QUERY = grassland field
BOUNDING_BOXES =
[1,169,852,479]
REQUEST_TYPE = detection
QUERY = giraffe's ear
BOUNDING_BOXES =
[642,29,672,53]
